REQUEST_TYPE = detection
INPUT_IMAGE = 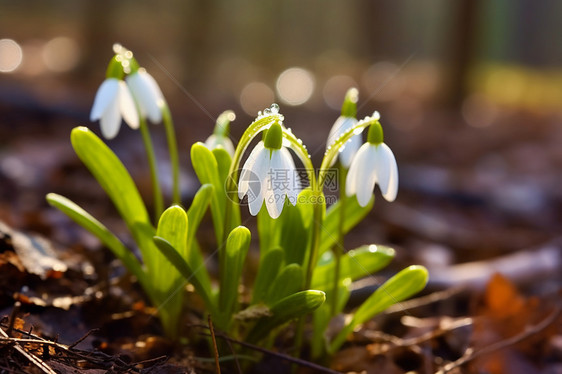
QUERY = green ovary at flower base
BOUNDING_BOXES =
[238,122,301,219]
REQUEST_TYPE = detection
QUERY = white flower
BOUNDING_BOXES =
[327,116,362,168]
[126,69,164,123]
[238,140,300,219]
[204,134,235,157]
[346,142,398,207]
[90,78,139,139]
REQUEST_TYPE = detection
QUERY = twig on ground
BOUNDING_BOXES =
[435,306,561,374]
[190,324,343,374]
[208,315,221,374]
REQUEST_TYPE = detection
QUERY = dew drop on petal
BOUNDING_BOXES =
[270,103,280,114]
[353,127,364,135]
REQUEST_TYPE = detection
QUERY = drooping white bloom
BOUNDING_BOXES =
[346,142,398,207]
[238,140,300,219]
[327,116,362,168]
[126,68,164,123]
[90,78,139,139]
[204,134,235,157]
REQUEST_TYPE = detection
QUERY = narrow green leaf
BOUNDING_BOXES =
[279,203,309,266]
[46,193,147,288]
[329,265,428,353]
[153,236,216,316]
[312,245,395,289]
[219,226,251,324]
[257,208,278,254]
[70,127,153,264]
[311,281,350,359]
[154,206,188,339]
[251,248,284,304]
[320,195,374,255]
[213,147,241,229]
[247,290,326,343]
[262,264,303,306]
[191,142,224,243]
[185,184,214,293]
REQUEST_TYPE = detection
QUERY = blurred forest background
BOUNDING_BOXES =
[1,0,562,266]
[1,2,562,372]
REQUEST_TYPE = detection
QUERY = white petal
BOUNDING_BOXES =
[339,133,362,168]
[238,141,264,199]
[100,98,121,139]
[264,150,286,219]
[281,147,299,206]
[351,144,377,207]
[326,116,346,149]
[248,147,269,216]
[118,81,139,129]
[138,71,163,123]
[205,134,236,157]
[90,78,119,121]
[327,117,358,167]
[377,143,398,201]
[126,71,162,123]
[346,142,367,197]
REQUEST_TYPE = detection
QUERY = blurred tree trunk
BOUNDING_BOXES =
[80,0,115,80]
[443,0,480,108]
[179,1,216,86]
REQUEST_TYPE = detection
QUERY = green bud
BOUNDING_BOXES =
[341,88,358,118]
[214,110,236,137]
[367,121,384,145]
[105,56,124,80]
[264,122,283,150]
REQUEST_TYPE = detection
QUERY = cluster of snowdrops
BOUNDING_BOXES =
[46,44,428,360]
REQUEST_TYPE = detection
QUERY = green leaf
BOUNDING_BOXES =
[153,236,216,316]
[251,248,284,304]
[257,208,278,254]
[70,127,153,265]
[311,281,350,359]
[279,203,309,266]
[262,263,303,306]
[219,226,251,326]
[154,206,188,339]
[190,142,225,243]
[212,147,241,230]
[312,245,395,289]
[320,195,373,255]
[329,265,428,353]
[247,290,326,343]
[45,193,147,289]
[185,184,214,294]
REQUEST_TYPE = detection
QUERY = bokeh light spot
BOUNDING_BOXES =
[240,82,275,116]
[0,39,23,73]
[276,67,315,106]
[42,37,80,73]
[323,75,357,110]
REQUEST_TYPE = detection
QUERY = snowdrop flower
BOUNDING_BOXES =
[90,57,139,139]
[126,68,165,123]
[326,88,361,168]
[346,119,398,207]
[204,110,236,157]
[238,122,300,219]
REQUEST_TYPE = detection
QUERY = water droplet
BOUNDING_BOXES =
[270,103,280,114]
[297,138,303,145]
[353,127,363,135]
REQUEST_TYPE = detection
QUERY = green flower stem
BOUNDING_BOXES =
[331,165,347,316]
[161,102,181,205]
[139,116,163,221]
